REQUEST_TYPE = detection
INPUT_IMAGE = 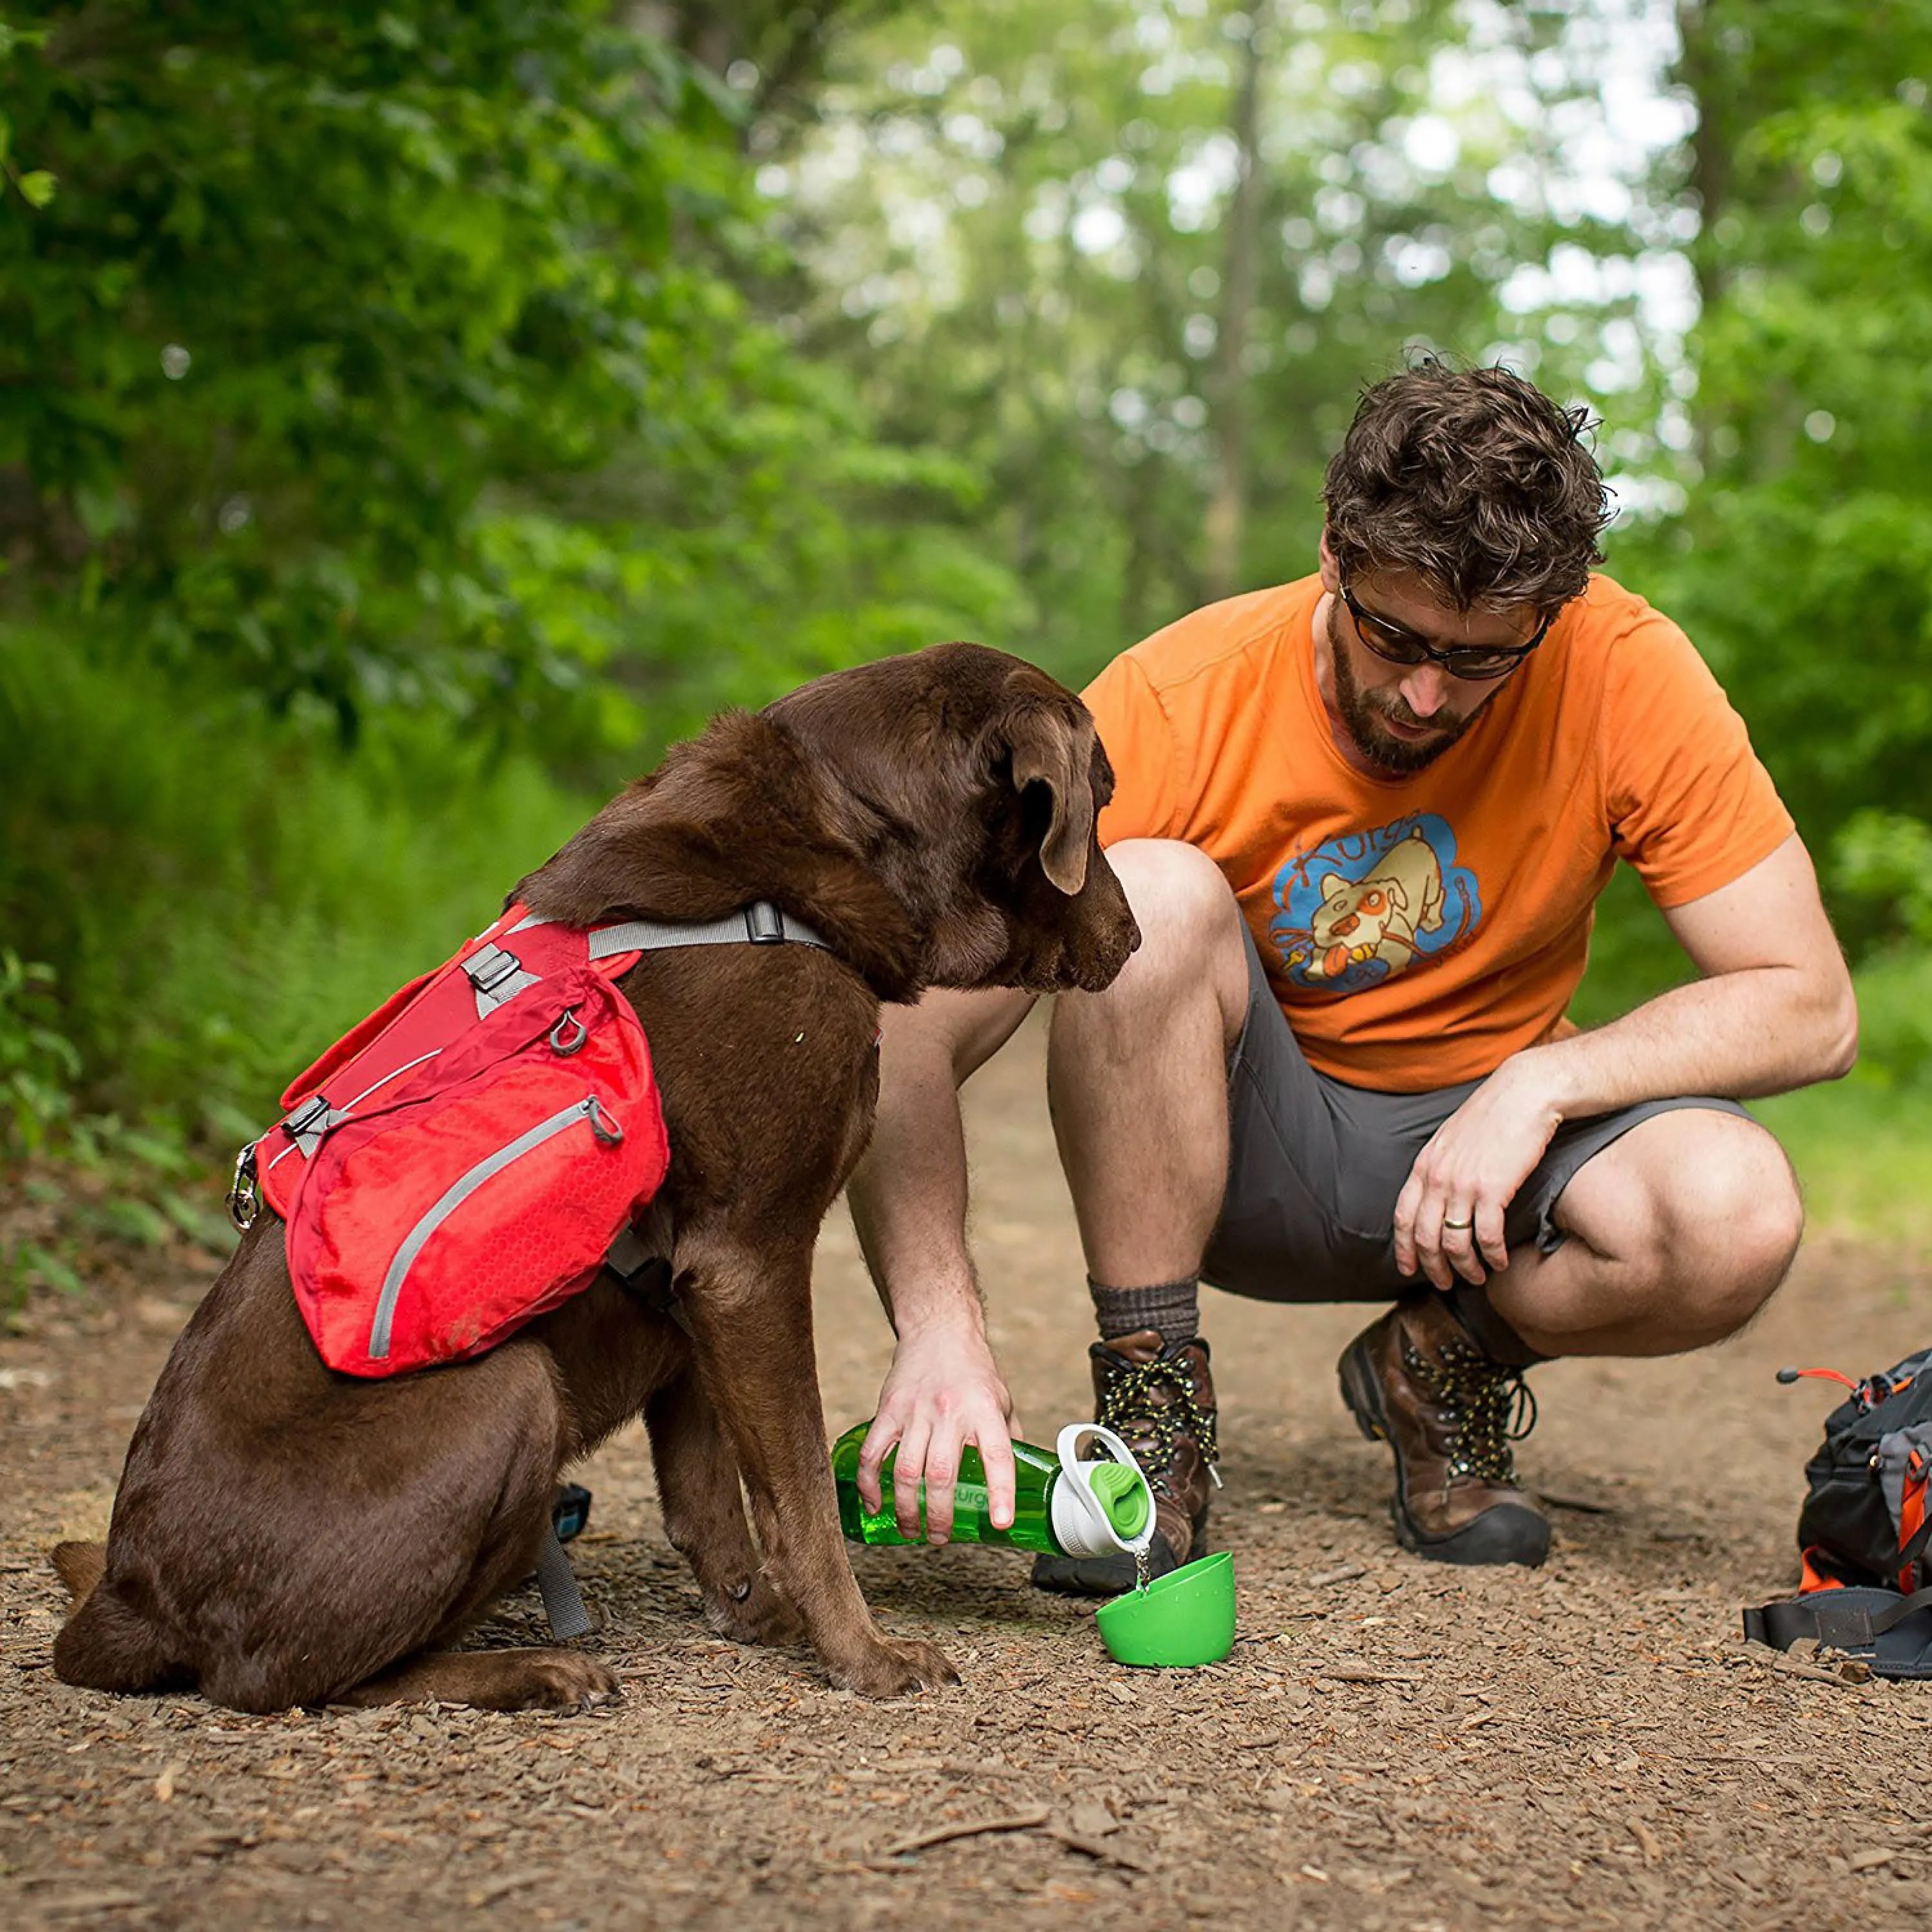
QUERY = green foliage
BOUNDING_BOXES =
[1832,810,1932,951]
[0,15,56,209]
[0,947,80,1156]
[0,2,1013,768]
[1757,1077,1932,1252]
[1640,1,1932,913]
[775,0,1566,681]
[4,0,1930,1163]
[0,615,593,1135]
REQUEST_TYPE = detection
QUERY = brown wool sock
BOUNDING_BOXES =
[1448,1283,1549,1368]
[1089,1276,1201,1347]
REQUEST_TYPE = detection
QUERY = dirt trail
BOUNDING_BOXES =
[5,1018,1931,1929]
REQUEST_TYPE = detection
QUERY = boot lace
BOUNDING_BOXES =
[1094,1345,1221,1495]
[1405,1331,1537,1486]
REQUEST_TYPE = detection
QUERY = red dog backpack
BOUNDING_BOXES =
[229,907,670,1378]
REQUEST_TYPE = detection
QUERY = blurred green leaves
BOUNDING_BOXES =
[0,3,1014,768]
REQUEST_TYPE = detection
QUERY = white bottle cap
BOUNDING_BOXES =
[1050,1423,1157,1558]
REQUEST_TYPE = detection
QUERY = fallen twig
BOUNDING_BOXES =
[1048,1825,1158,1874]
[1305,1564,1368,1587]
[878,1805,1052,1861]
[1321,1666,1423,1686]
[1743,1647,1869,1690]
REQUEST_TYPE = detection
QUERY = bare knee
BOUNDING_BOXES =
[1540,1114,1803,1353]
[1639,1122,1803,1337]
[1075,840,1247,1041]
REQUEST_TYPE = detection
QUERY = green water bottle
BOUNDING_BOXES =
[830,1420,1155,1560]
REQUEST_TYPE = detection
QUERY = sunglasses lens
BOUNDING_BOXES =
[1358,618,1426,665]
[1345,586,1542,679]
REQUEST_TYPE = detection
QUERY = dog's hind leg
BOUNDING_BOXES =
[188,1343,612,1715]
[53,1562,191,1696]
[646,1370,805,1647]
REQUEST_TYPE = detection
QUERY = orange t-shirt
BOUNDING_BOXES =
[1083,572,1794,1093]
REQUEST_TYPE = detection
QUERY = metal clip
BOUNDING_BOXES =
[226,1141,261,1232]
[744,901,784,943]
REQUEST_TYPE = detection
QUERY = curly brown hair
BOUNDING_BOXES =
[1322,359,1611,614]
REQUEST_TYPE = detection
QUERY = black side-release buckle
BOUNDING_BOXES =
[283,1094,331,1137]
[745,901,785,943]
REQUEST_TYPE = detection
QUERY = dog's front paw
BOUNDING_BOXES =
[831,1636,960,1699]
[706,1576,807,1649]
[490,1652,624,1714]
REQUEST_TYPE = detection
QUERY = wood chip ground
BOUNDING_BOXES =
[5,1023,1930,1927]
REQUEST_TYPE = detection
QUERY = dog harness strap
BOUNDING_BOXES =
[604,1225,690,1336]
[534,1521,594,1641]
[283,1094,348,1160]
[462,943,542,1019]
[587,901,831,958]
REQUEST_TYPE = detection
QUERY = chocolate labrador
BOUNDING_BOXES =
[50,643,1137,1711]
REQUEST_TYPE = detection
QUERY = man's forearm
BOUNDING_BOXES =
[1512,961,1857,1121]
[846,989,1036,1342]
[848,1036,986,1343]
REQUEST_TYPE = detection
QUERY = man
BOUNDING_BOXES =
[846,360,1857,1587]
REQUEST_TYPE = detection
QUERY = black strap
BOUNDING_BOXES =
[605,1225,687,1334]
[1745,1584,1932,1651]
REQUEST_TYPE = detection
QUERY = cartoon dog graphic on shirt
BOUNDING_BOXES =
[1290,826,1446,983]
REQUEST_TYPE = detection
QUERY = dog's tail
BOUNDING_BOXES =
[51,1540,107,1604]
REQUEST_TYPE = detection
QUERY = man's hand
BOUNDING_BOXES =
[857,1320,1023,1545]
[1394,1055,1563,1289]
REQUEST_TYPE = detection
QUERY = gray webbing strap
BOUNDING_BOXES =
[462,943,542,1019]
[283,1094,346,1159]
[589,900,831,959]
[535,1521,593,1640]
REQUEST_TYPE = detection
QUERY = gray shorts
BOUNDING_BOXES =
[1200,929,1752,1305]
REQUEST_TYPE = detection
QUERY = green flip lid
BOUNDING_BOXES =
[1087,1461,1150,1539]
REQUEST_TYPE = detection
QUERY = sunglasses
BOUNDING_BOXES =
[1340,581,1551,681]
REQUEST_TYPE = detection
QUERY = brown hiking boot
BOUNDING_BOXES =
[1337,1296,1550,1567]
[1032,1330,1218,1596]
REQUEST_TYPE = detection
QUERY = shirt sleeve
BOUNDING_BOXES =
[1082,652,1183,848]
[1601,607,1795,908]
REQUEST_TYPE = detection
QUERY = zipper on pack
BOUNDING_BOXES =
[366,1095,623,1361]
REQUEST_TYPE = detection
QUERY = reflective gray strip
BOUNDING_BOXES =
[339,1048,443,1117]
[278,1048,447,1165]
[367,1097,612,1361]
[589,901,830,958]
[535,1521,592,1640]
[1878,1424,1932,1539]
[463,943,542,1018]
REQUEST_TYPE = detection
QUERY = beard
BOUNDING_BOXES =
[1327,595,1480,775]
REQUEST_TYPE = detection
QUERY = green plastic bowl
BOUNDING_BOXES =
[1094,1551,1236,1667]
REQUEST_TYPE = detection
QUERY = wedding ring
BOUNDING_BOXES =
[1443,1216,1474,1230]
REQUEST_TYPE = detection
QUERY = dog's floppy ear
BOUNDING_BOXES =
[1003,695,1094,896]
